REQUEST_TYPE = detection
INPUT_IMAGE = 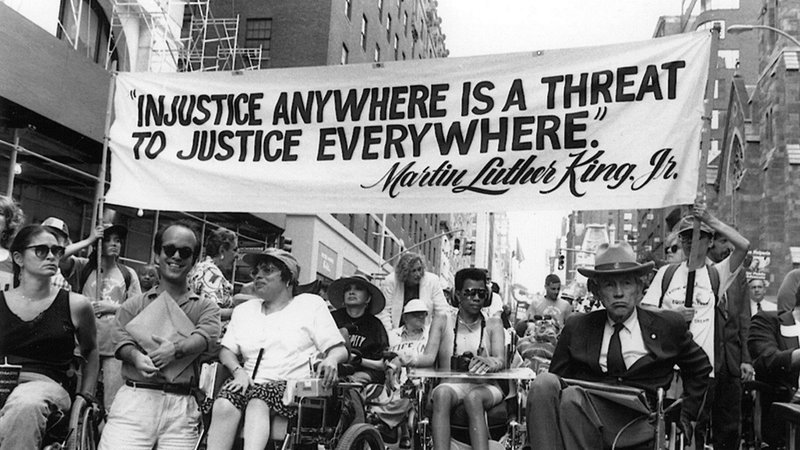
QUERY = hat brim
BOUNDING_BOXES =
[577,261,655,278]
[104,224,127,240]
[328,277,385,315]
[243,253,284,271]
[43,226,69,241]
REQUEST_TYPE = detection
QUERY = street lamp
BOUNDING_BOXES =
[727,24,800,48]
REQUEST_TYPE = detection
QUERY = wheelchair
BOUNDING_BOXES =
[198,363,384,450]
[42,394,101,450]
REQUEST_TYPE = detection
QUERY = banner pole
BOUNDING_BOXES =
[686,26,721,300]
[93,69,117,301]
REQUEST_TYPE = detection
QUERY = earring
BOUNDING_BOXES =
[220,255,225,261]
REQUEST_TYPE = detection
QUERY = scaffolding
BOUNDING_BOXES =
[100,0,263,73]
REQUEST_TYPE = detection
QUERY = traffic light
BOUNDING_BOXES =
[279,236,293,252]
[464,240,476,256]
[453,238,461,255]
[558,253,565,270]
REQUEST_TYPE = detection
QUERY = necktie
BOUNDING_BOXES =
[757,302,762,312]
[607,322,626,376]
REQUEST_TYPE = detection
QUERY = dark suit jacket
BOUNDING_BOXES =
[748,310,800,399]
[550,307,712,419]
[715,268,751,377]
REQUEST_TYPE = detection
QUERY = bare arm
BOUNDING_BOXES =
[71,293,99,396]
[413,313,446,367]
[695,203,750,269]
[64,225,102,258]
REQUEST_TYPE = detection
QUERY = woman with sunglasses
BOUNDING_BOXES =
[188,227,238,322]
[205,248,347,450]
[0,225,98,449]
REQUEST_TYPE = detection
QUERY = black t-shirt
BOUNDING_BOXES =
[331,309,389,360]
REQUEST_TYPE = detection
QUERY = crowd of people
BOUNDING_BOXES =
[3,195,800,450]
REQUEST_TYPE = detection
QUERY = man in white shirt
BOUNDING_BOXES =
[641,205,750,450]
[748,278,776,316]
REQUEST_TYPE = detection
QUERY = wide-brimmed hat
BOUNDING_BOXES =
[675,216,714,236]
[403,298,428,314]
[577,242,654,278]
[328,274,385,315]
[42,217,70,240]
[242,248,300,282]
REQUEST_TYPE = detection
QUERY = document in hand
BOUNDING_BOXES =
[125,292,196,382]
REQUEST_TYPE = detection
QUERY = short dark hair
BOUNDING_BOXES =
[153,219,201,264]
[545,274,561,285]
[10,225,56,286]
[455,267,487,291]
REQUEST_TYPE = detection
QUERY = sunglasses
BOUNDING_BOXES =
[162,244,194,259]
[665,244,679,255]
[461,288,488,300]
[250,262,281,279]
[26,244,65,259]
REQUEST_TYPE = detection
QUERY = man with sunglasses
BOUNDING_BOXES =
[99,221,221,450]
[641,204,750,450]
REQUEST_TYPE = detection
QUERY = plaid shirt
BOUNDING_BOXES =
[51,268,72,292]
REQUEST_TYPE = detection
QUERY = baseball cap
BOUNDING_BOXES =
[676,216,714,236]
[42,217,70,240]
[243,248,300,282]
[403,298,428,314]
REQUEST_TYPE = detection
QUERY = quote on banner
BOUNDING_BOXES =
[106,31,711,213]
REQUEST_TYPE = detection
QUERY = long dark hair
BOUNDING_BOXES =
[10,225,57,287]
[0,196,25,250]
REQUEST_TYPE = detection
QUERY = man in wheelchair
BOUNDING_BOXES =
[526,242,712,449]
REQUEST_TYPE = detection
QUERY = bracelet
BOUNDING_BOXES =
[232,365,243,374]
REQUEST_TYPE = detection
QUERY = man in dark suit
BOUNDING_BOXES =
[526,242,712,449]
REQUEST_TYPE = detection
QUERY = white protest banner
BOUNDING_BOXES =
[106,31,711,213]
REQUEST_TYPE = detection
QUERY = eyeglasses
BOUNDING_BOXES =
[162,244,194,259]
[250,262,281,279]
[26,244,65,259]
[665,244,679,255]
[461,288,488,299]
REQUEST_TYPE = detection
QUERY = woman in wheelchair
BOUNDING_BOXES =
[428,268,506,450]
[0,225,99,449]
[204,248,348,450]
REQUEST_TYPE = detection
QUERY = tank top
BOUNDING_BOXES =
[0,290,75,387]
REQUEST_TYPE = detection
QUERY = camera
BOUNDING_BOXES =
[450,351,474,372]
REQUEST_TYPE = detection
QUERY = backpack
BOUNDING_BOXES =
[658,263,720,308]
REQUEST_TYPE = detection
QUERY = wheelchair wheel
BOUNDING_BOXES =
[65,397,98,450]
[335,423,384,450]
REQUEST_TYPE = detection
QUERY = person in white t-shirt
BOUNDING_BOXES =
[641,203,750,449]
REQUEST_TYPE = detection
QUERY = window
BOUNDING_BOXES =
[718,49,739,69]
[374,43,381,62]
[397,0,402,15]
[703,0,739,11]
[245,18,272,59]
[402,51,406,60]
[386,14,392,40]
[714,79,720,99]
[378,0,384,16]
[403,11,408,36]
[341,43,349,64]
[360,15,368,51]
[58,0,114,66]
[711,110,720,129]
[345,0,352,19]
[393,34,399,59]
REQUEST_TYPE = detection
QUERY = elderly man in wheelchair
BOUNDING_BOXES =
[0,224,100,450]
[525,242,712,450]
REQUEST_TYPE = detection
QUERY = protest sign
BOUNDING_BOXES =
[106,31,711,213]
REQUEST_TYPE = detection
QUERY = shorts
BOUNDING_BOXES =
[217,378,297,418]
[432,381,504,405]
